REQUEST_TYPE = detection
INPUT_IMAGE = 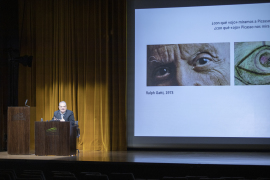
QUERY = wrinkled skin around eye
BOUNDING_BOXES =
[147,43,230,86]
[154,66,171,79]
[150,64,177,85]
[177,43,230,86]
[147,45,178,86]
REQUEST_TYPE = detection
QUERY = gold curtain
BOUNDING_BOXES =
[18,0,126,151]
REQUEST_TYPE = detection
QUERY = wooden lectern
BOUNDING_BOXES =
[8,107,31,154]
[35,121,76,156]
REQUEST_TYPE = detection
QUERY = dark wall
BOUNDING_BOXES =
[0,0,19,150]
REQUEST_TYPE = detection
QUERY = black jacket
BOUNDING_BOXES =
[52,109,75,126]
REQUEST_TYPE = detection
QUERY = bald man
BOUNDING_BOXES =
[147,43,230,86]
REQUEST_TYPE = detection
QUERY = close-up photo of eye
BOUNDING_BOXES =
[147,43,230,86]
[153,66,171,80]
[195,57,209,65]
[192,53,213,71]
[235,42,270,85]
[150,63,176,85]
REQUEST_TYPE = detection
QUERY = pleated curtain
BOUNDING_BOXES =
[18,0,126,151]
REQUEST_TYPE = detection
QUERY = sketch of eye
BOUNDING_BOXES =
[259,52,270,67]
[235,45,270,85]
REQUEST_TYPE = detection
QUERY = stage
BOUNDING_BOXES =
[1,150,270,165]
[0,150,270,179]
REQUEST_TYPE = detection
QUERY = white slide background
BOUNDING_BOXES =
[134,3,270,137]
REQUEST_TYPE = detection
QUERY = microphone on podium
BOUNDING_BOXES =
[25,99,29,107]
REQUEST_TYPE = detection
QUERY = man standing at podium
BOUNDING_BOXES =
[52,101,75,126]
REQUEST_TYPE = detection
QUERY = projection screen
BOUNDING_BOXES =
[127,0,270,150]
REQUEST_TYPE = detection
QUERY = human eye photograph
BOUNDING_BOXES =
[147,43,230,86]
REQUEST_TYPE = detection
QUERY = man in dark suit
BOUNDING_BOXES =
[52,101,75,126]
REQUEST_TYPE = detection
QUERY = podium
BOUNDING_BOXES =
[35,121,76,156]
[8,107,32,154]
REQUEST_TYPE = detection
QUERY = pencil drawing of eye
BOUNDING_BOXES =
[235,42,270,85]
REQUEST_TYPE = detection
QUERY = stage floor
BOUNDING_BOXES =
[1,150,270,166]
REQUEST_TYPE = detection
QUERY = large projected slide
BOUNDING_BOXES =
[128,1,270,149]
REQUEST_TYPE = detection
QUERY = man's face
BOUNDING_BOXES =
[59,103,67,113]
[147,43,230,86]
